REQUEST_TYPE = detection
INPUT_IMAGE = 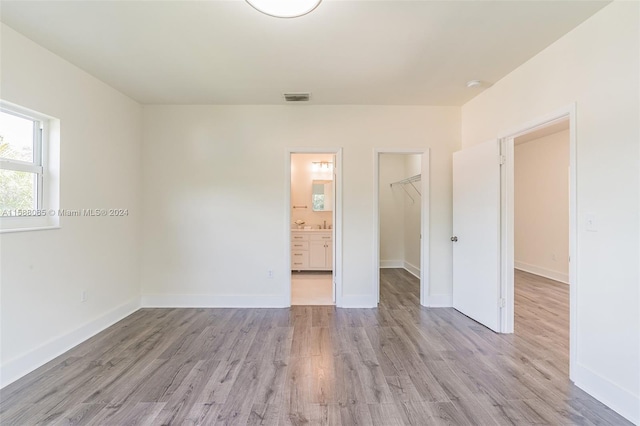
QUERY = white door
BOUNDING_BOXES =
[332,154,337,303]
[452,140,501,332]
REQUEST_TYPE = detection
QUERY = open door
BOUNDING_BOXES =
[332,154,337,304]
[452,140,501,332]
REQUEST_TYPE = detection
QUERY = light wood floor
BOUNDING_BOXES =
[0,269,631,425]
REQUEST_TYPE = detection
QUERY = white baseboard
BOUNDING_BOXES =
[0,298,140,389]
[574,363,640,425]
[427,293,453,307]
[380,260,404,268]
[339,294,377,308]
[515,260,569,284]
[379,260,421,281]
[403,261,420,279]
[141,294,289,308]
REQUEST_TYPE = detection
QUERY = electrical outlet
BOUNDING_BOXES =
[81,290,87,302]
[267,270,274,279]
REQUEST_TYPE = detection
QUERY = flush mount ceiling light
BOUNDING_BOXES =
[246,0,322,18]
[466,80,483,88]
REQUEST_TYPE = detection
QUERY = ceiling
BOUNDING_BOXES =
[0,0,609,105]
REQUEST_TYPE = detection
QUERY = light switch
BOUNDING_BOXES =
[585,213,597,232]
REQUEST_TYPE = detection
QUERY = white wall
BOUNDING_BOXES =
[0,24,142,387]
[403,154,421,273]
[515,129,569,283]
[290,153,333,228]
[379,154,406,267]
[141,105,460,307]
[461,3,639,422]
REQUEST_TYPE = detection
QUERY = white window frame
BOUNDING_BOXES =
[0,101,59,233]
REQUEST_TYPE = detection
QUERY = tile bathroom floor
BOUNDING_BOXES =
[291,271,334,305]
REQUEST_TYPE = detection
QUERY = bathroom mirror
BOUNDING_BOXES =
[312,180,333,211]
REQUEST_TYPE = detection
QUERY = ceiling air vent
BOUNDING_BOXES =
[284,92,310,103]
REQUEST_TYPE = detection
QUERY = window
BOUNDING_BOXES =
[0,108,44,211]
[0,101,59,232]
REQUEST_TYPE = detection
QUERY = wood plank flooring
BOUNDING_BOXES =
[0,269,631,425]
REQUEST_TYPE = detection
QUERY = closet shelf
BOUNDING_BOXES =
[390,174,421,202]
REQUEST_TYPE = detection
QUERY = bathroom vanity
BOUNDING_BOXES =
[291,229,333,271]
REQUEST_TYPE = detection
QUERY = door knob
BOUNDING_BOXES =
[451,236,458,242]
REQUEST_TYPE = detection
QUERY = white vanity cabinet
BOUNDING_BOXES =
[291,230,332,271]
[291,233,309,270]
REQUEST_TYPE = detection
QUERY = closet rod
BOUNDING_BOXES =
[390,174,422,197]
[390,174,421,187]
[397,185,415,203]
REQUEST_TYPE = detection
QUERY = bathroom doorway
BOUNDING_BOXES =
[374,149,429,306]
[287,150,342,306]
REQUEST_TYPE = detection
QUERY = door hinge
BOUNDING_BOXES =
[499,155,506,165]
[500,298,506,308]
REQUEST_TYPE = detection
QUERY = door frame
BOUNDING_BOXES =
[285,148,343,307]
[373,149,430,306]
[498,104,577,379]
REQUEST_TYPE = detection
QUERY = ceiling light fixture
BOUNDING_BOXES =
[246,0,322,18]
[466,80,483,88]
[312,161,333,171]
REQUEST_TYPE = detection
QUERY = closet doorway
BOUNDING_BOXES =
[287,149,342,306]
[374,149,429,306]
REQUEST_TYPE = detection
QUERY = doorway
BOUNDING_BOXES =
[374,149,429,306]
[451,106,577,377]
[501,106,577,379]
[513,120,570,284]
[287,150,341,306]
[512,118,570,368]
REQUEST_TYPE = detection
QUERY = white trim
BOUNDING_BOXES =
[0,159,42,174]
[141,294,288,308]
[373,148,430,307]
[403,261,420,279]
[500,137,515,334]
[285,148,343,307]
[514,261,569,284]
[380,260,404,268]
[0,225,61,234]
[0,217,59,233]
[0,101,60,233]
[499,105,575,140]
[0,100,52,123]
[499,103,577,383]
[427,293,453,308]
[573,363,640,425]
[340,294,377,308]
[0,298,140,389]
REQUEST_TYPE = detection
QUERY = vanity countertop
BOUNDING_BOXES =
[291,228,332,232]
